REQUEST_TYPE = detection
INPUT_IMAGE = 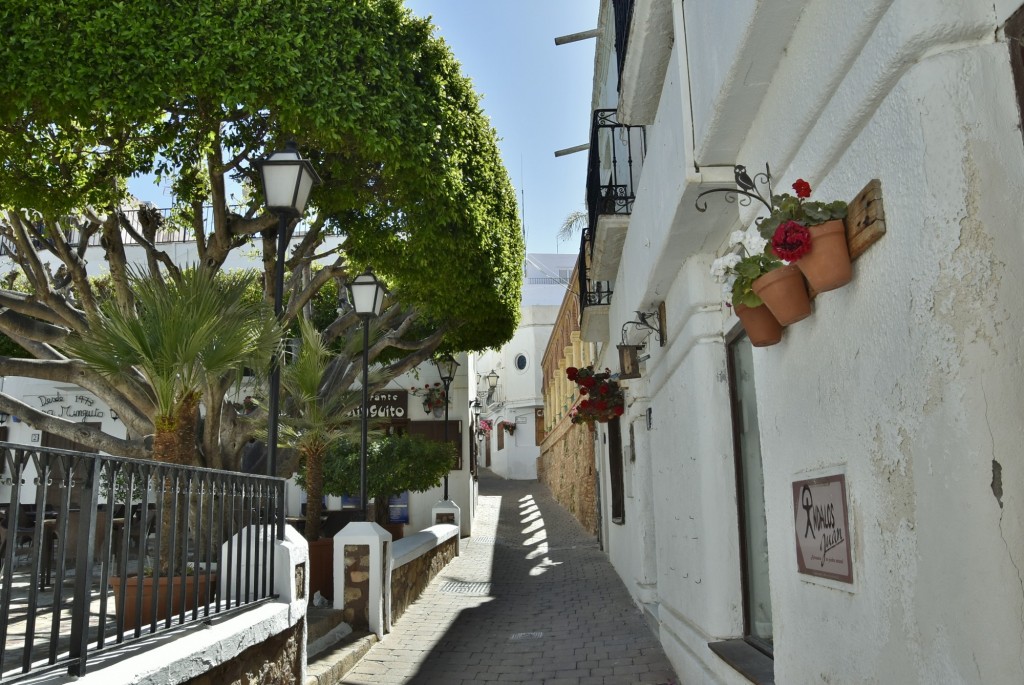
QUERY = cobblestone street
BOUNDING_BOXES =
[341,470,678,685]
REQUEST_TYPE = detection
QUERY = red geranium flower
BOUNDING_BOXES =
[566,367,578,381]
[771,220,812,261]
[579,386,588,395]
[598,384,609,395]
[613,405,624,416]
[792,179,812,198]
[595,400,608,411]
[582,376,596,388]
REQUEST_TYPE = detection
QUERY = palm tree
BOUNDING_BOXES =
[278,316,361,542]
[69,267,282,572]
[69,267,282,466]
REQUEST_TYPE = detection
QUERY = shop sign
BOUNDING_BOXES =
[347,390,408,418]
[792,474,853,583]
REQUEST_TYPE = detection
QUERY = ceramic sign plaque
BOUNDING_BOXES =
[792,474,853,583]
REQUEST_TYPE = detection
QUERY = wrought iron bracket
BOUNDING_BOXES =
[620,309,663,347]
[694,164,773,213]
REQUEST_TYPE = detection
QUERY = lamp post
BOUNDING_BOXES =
[257,141,321,478]
[469,399,481,478]
[485,369,499,403]
[347,269,386,522]
[434,354,460,501]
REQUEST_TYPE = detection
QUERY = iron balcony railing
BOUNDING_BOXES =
[0,443,285,680]
[612,0,636,90]
[578,229,614,313]
[584,109,646,256]
[578,109,645,317]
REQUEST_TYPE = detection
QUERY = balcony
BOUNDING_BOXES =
[578,109,646,342]
[0,443,285,679]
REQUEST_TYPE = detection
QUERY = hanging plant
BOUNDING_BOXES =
[565,366,625,424]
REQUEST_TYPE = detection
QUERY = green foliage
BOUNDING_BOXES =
[0,0,523,351]
[303,433,455,500]
[757,194,848,238]
[731,254,782,308]
[67,267,281,421]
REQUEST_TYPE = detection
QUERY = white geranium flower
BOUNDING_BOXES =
[710,253,742,282]
[729,230,746,248]
[742,229,767,256]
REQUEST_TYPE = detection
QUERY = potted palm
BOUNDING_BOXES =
[69,267,281,628]
[275,316,361,600]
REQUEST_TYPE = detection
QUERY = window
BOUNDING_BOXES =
[727,334,773,652]
[608,418,625,524]
[711,332,774,684]
[514,353,528,371]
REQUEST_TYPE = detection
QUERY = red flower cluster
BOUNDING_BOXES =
[792,178,812,198]
[771,220,812,262]
[565,366,625,424]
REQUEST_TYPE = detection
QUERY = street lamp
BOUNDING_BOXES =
[434,353,460,500]
[347,268,387,522]
[485,369,499,403]
[469,399,481,478]
[257,141,322,478]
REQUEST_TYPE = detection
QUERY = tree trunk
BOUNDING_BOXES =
[304,447,325,542]
[152,393,200,574]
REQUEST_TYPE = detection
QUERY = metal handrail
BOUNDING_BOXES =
[0,443,285,680]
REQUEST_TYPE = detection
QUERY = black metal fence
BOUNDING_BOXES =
[0,443,285,680]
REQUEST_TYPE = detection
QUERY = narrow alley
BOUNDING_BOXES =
[340,470,678,685]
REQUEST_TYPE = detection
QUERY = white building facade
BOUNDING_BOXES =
[575,2,1024,683]
[475,254,574,480]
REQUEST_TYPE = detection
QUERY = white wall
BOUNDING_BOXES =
[591,0,1024,683]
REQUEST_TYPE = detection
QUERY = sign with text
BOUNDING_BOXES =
[347,390,408,419]
[792,474,853,583]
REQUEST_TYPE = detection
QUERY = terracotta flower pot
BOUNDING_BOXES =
[734,303,784,347]
[111,572,217,631]
[751,264,812,325]
[797,220,852,292]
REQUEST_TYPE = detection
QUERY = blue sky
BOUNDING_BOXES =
[406,1,598,255]
[129,1,598,255]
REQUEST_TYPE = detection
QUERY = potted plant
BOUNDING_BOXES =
[710,228,788,346]
[758,178,851,292]
[565,366,625,424]
[502,421,517,436]
[276,316,361,600]
[413,383,447,417]
[71,268,281,625]
[478,418,493,436]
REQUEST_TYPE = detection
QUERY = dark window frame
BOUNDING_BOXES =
[608,418,625,524]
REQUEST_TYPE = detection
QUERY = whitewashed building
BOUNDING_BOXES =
[475,253,575,480]
[568,1,1024,683]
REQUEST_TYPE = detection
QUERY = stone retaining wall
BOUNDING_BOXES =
[537,416,598,535]
[390,536,457,623]
[182,620,303,685]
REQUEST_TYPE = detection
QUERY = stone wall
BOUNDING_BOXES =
[182,619,303,685]
[342,544,370,629]
[390,537,457,623]
[537,416,597,536]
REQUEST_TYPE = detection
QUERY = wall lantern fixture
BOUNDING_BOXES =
[434,353,460,501]
[257,141,322,479]
[694,163,773,214]
[617,308,664,380]
[485,369,499,403]
[348,268,387,522]
[0,411,9,424]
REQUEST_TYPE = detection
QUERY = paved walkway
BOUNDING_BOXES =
[341,470,679,685]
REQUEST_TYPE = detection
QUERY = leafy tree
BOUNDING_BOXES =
[302,434,455,528]
[0,0,523,469]
[277,317,361,541]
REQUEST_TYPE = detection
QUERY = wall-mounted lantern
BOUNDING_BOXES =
[617,307,665,379]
